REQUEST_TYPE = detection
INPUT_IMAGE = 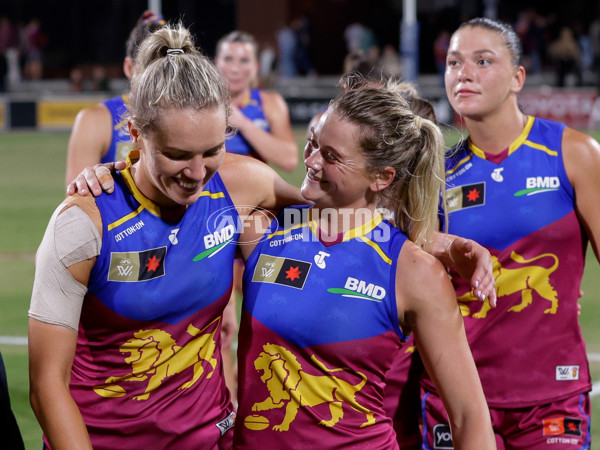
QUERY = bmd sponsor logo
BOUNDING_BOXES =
[327,277,386,302]
[514,176,560,197]
[194,224,236,261]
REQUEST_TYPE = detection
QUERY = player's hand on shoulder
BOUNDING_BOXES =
[66,161,127,197]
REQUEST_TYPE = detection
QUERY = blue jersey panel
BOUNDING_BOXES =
[89,169,240,325]
[243,205,406,348]
[226,88,270,156]
[445,117,572,251]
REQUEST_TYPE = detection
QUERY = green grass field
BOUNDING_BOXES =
[1,128,600,448]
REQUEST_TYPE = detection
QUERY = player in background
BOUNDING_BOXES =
[64,11,165,184]
[214,30,299,403]
[420,17,600,449]
[233,74,496,449]
[214,30,298,171]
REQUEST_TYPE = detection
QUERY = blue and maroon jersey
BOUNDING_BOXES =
[422,116,591,407]
[235,205,407,449]
[67,161,239,449]
[225,88,270,158]
[101,95,132,163]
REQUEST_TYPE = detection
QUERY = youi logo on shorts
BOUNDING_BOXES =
[327,277,386,302]
[514,176,560,197]
[432,424,454,449]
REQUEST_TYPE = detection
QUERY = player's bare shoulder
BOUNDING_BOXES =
[562,126,600,185]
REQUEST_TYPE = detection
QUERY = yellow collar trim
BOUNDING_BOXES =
[307,208,384,243]
[468,115,535,159]
[121,151,162,217]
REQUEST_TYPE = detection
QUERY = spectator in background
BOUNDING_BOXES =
[68,67,85,92]
[291,15,315,76]
[378,44,402,80]
[433,30,450,76]
[21,18,45,80]
[515,9,545,74]
[0,16,18,90]
[342,51,378,79]
[276,23,297,78]
[90,65,109,92]
[0,43,7,92]
[589,17,600,89]
[0,16,18,54]
[344,22,379,67]
[258,43,277,88]
[548,26,581,87]
[573,20,593,81]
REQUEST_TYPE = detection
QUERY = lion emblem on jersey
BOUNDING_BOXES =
[248,343,375,431]
[458,251,559,318]
[94,317,220,400]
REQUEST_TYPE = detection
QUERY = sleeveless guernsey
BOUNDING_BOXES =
[422,116,591,407]
[235,205,408,448]
[68,162,239,448]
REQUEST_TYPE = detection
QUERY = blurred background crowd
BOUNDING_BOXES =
[0,0,598,89]
[0,0,599,127]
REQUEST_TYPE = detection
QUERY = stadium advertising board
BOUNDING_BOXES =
[518,88,600,129]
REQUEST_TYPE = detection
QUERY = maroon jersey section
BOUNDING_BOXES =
[423,212,590,407]
[68,295,234,449]
[235,310,400,449]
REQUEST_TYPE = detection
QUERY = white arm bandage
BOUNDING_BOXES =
[28,204,102,331]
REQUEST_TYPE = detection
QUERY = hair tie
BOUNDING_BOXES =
[166,48,184,56]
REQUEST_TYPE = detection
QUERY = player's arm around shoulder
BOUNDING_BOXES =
[219,153,305,217]
[28,194,101,449]
[395,241,495,450]
[562,127,600,260]
[66,103,113,185]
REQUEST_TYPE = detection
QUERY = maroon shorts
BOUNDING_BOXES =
[422,388,590,449]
